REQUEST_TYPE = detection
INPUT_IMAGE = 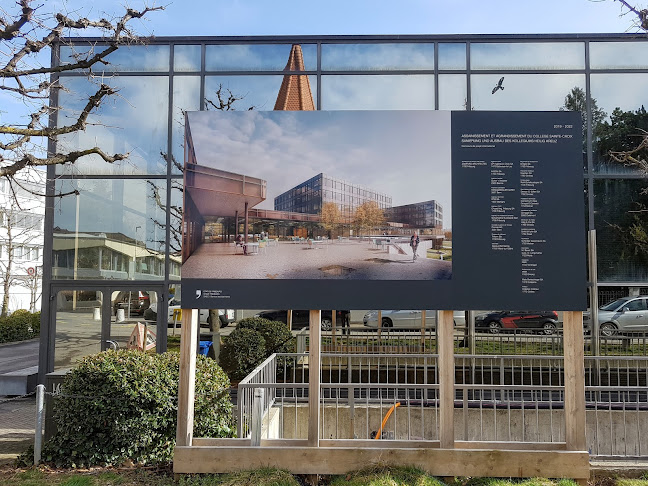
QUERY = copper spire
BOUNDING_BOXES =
[274,44,315,111]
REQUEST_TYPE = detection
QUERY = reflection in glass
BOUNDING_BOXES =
[205,75,316,111]
[60,44,170,72]
[322,75,434,110]
[174,44,201,71]
[170,185,183,280]
[471,74,585,111]
[590,42,648,69]
[206,44,316,71]
[438,43,466,70]
[55,290,102,370]
[110,289,159,351]
[52,179,167,280]
[322,43,434,71]
[172,76,201,173]
[439,74,467,110]
[471,42,585,70]
[591,74,648,174]
[594,179,648,281]
[56,76,169,175]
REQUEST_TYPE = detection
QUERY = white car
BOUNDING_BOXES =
[363,310,466,329]
[145,299,234,327]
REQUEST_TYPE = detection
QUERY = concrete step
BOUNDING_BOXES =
[0,366,38,396]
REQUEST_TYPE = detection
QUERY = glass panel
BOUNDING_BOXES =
[60,44,169,72]
[471,73,585,111]
[174,44,201,72]
[438,43,466,70]
[54,290,102,370]
[110,289,159,351]
[205,75,316,111]
[322,75,434,110]
[594,179,648,282]
[205,44,316,71]
[172,76,201,173]
[56,76,169,175]
[170,178,183,280]
[592,73,648,174]
[470,42,585,70]
[590,42,648,69]
[52,179,167,280]
[439,74,467,110]
[322,43,434,70]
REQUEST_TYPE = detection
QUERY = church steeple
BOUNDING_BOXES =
[274,44,315,111]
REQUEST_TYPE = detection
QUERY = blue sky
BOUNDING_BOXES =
[46,0,639,36]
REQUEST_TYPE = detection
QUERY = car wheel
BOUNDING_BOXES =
[381,317,393,328]
[488,320,502,334]
[600,322,617,337]
[541,321,556,335]
[321,318,332,331]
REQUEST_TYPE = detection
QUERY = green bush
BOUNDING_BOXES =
[220,327,267,381]
[237,317,295,355]
[0,310,40,343]
[42,350,234,467]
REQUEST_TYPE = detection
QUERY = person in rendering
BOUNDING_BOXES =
[235,234,246,255]
[410,232,420,261]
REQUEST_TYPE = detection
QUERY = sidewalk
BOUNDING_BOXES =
[0,394,36,465]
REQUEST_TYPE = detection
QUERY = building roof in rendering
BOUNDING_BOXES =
[273,44,315,111]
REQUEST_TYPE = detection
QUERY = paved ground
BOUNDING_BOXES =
[183,240,452,280]
[0,395,36,465]
[0,340,39,375]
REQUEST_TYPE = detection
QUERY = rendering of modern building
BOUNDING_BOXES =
[37,34,648,380]
[274,173,392,218]
[384,200,443,231]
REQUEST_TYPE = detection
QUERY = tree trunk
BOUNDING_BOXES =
[208,309,221,332]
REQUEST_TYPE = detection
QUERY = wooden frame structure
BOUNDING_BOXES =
[174,309,589,483]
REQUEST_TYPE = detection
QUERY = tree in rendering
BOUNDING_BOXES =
[0,0,162,183]
[353,201,385,236]
[320,202,342,237]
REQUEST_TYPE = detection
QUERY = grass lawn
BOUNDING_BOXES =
[1,466,647,486]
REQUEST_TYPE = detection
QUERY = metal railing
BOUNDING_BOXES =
[296,327,648,357]
[237,352,648,457]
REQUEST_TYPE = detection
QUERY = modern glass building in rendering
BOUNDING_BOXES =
[39,34,648,378]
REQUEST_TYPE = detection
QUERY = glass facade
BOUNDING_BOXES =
[41,34,648,371]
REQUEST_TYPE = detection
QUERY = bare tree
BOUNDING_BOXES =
[611,0,648,31]
[0,0,163,184]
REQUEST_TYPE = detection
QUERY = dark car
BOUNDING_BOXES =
[254,310,350,331]
[475,310,559,335]
[113,290,151,317]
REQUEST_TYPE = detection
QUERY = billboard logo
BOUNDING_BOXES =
[195,290,202,299]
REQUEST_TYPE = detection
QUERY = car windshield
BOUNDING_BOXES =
[600,298,630,311]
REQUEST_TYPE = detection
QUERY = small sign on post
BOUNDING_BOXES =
[127,322,156,351]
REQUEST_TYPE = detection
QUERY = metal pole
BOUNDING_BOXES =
[588,230,599,356]
[34,384,45,465]
[251,388,264,446]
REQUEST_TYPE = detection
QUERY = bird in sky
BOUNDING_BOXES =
[491,76,505,94]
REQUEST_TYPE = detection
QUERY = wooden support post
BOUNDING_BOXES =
[563,311,587,452]
[438,310,455,449]
[420,310,426,350]
[309,310,321,447]
[287,310,293,332]
[176,308,198,447]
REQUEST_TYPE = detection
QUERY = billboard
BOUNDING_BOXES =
[182,110,585,310]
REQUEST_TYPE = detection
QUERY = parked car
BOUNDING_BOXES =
[363,310,466,329]
[113,291,151,317]
[475,310,559,334]
[254,310,349,331]
[584,296,648,336]
[143,299,234,327]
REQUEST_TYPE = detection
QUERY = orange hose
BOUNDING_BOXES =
[374,402,401,439]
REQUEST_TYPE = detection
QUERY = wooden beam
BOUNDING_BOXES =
[173,446,590,479]
[287,310,293,332]
[308,310,321,447]
[563,310,586,452]
[438,310,455,449]
[176,308,198,447]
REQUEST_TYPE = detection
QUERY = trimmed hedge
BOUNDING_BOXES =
[0,310,40,344]
[42,349,234,467]
[221,317,296,381]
